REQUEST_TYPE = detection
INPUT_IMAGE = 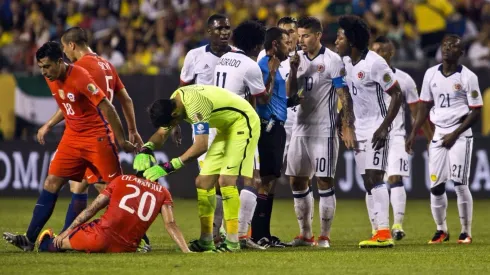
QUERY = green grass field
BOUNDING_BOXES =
[1,198,489,274]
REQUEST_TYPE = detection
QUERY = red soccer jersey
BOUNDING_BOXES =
[46,64,108,136]
[74,53,125,103]
[99,175,173,250]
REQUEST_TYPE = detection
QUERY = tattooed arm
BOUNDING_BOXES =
[336,86,356,149]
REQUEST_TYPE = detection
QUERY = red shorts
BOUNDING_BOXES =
[48,132,122,183]
[68,220,135,253]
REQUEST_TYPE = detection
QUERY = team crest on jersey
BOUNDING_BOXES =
[67,92,75,102]
[357,71,365,80]
[383,73,392,83]
[430,174,437,182]
[317,64,325,73]
[453,83,462,91]
[58,89,65,100]
[87,83,98,94]
[298,67,303,72]
[471,90,479,98]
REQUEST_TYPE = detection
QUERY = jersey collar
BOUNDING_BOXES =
[391,67,396,73]
[303,46,325,61]
[206,44,232,57]
[438,64,462,78]
[352,49,369,66]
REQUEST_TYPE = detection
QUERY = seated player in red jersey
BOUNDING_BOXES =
[3,41,135,252]
[37,173,191,253]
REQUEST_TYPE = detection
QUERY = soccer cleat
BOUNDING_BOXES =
[359,229,394,248]
[428,230,450,244]
[188,239,215,252]
[3,232,35,252]
[457,233,472,244]
[392,224,406,241]
[269,236,288,248]
[213,240,240,253]
[137,239,152,253]
[287,235,316,247]
[317,236,331,248]
[37,229,55,252]
[239,238,267,250]
[371,229,377,237]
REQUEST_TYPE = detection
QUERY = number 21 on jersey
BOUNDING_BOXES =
[119,184,157,221]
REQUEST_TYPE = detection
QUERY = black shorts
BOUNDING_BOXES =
[258,121,286,178]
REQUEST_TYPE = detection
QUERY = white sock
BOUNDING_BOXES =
[430,192,448,232]
[365,192,377,231]
[293,188,313,239]
[390,183,406,226]
[308,188,314,223]
[454,184,473,236]
[213,195,223,238]
[238,188,257,238]
[371,183,390,229]
[319,188,336,237]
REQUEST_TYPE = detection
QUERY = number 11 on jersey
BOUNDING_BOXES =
[216,72,227,88]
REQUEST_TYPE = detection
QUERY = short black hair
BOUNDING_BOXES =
[232,20,266,53]
[207,14,228,26]
[264,27,288,51]
[374,36,391,44]
[149,99,177,128]
[61,27,89,46]
[297,16,322,33]
[36,41,63,62]
[277,16,297,27]
[338,15,370,51]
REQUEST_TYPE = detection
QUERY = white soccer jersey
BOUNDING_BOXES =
[214,50,265,98]
[258,49,297,128]
[420,64,483,135]
[180,44,232,85]
[384,68,419,137]
[343,51,397,140]
[293,47,344,137]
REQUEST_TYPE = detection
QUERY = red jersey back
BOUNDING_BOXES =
[45,64,108,136]
[75,54,125,103]
[99,175,173,249]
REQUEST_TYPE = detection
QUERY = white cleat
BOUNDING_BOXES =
[239,238,268,250]
[287,235,316,247]
[317,236,331,248]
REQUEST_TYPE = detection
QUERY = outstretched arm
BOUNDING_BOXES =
[161,205,191,253]
[115,88,143,147]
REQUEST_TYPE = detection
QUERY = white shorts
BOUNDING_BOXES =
[386,135,410,177]
[195,128,217,169]
[283,126,293,163]
[429,135,473,187]
[354,139,390,175]
[285,136,339,178]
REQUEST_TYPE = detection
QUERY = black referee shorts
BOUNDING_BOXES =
[258,120,286,178]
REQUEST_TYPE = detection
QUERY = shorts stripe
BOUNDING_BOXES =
[212,107,253,177]
[376,84,392,131]
[462,137,471,185]
[327,86,336,176]
[381,139,389,171]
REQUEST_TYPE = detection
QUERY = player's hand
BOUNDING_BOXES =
[133,142,157,171]
[120,140,136,153]
[53,231,68,249]
[37,123,52,145]
[342,126,357,150]
[372,125,388,150]
[442,132,458,149]
[290,48,300,72]
[405,132,416,154]
[171,125,182,147]
[143,158,184,181]
[129,130,144,150]
[268,55,280,73]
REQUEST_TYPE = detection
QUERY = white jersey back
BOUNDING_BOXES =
[385,68,419,137]
[420,64,483,134]
[214,50,265,98]
[294,47,344,137]
[343,51,397,140]
[180,44,232,85]
[258,49,297,128]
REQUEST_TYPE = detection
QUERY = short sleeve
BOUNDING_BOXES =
[466,73,483,108]
[74,67,106,106]
[257,49,266,64]
[420,69,434,102]
[403,75,419,104]
[162,188,173,206]
[180,51,196,85]
[329,54,347,89]
[371,58,396,92]
[245,64,266,96]
[102,178,118,197]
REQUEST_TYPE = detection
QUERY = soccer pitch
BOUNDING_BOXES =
[1,198,489,274]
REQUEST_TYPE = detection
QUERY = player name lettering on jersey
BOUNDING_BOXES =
[121,175,164,193]
[217,57,242,67]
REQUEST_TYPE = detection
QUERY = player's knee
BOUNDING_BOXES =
[388,175,402,185]
[94,183,106,193]
[70,180,89,194]
[195,175,217,190]
[430,183,446,196]
[317,177,334,190]
[289,176,309,191]
[218,175,237,188]
[44,175,66,193]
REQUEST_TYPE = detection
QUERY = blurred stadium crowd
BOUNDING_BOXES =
[0,0,490,75]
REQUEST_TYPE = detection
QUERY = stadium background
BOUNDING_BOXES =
[0,0,490,199]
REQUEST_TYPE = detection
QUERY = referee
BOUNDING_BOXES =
[251,27,293,247]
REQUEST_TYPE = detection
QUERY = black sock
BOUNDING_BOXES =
[251,194,268,241]
[264,194,274,238]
